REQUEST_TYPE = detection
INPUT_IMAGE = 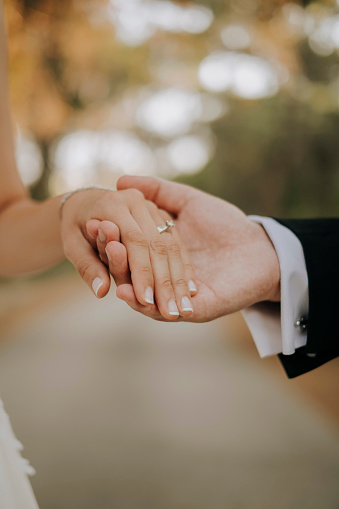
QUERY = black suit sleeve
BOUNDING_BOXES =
[273,218,339,378]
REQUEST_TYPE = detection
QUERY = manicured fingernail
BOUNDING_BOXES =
[145,286,154,304]
[188,280,197,293]
[168,299,179,316]
[98,229,106,242]
[92,277,103,296]
[181,296,193,312]
[105,249,112,262]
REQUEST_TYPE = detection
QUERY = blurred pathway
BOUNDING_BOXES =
[0,284,338,509]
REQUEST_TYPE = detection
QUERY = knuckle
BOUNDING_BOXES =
[125,188,144,201]
[96,192,121,214]
[150,237,167,256]
[77,259,92,281]
[126,229,148,249]
[100,190,116,205]
[166,241,180,256]
[159,278,173,290]
[138,265,153,278]
[173,277,187,288]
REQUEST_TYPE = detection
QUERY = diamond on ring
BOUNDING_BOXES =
[157,220,175,234]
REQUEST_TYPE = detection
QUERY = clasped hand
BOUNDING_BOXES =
[72,176,281,323]
[60,186,196,320]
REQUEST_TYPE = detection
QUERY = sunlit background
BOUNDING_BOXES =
[1,0,339,507]
[6,0,339,216]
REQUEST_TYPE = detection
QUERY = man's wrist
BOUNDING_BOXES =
[253,222,281,303]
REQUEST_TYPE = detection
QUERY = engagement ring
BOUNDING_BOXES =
[157,220,175,234]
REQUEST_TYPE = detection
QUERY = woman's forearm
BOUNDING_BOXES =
[0,195,65,276]
[0,3,62,276]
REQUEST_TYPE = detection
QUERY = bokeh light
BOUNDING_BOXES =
[282,3,314,36]
[198,52,281,99]
[166,134,213,175]
[221,25,252,50]
[15,132,43,187]
[52,130,156,192]
[108,0,213,46]
[309,18,335,56]
[136,88,201,138]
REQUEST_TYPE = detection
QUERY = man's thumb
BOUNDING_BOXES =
[117,176,194,214]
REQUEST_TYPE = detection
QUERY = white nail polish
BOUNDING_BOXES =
[145,286,154,304]
[181,296,193,312]
[98,229,106,242]
[168,299,179,316]
[188,280,197,293]
[92,277,103,296]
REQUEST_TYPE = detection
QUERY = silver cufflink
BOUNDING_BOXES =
[295,317,316,357]
[295,317,308,332]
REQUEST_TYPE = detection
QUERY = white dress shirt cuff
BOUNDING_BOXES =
[241,217,309,358]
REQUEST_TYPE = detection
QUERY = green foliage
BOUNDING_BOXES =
[179,95,339,217]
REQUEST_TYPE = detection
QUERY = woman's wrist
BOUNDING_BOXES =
[59,186,114,219]
[0,195,65,276]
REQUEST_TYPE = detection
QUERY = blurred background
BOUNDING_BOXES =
[1,0,339,507]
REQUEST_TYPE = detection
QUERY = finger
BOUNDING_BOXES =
[96,220,120,265]
[160,209,198,296]
[147,204,194,317]
[130,201,181,320]
[112,203,155,307]
[105,241,131,287]
[86,219,101,250]
[116,284,174,322]
[117,176,195,215]
[63,228,111,298]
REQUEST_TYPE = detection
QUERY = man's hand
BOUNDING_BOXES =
[110,176,280,322]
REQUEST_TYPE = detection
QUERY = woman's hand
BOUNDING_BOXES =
[60,187,197,320]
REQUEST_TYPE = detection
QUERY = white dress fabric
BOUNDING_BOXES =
[0,399,39,509]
